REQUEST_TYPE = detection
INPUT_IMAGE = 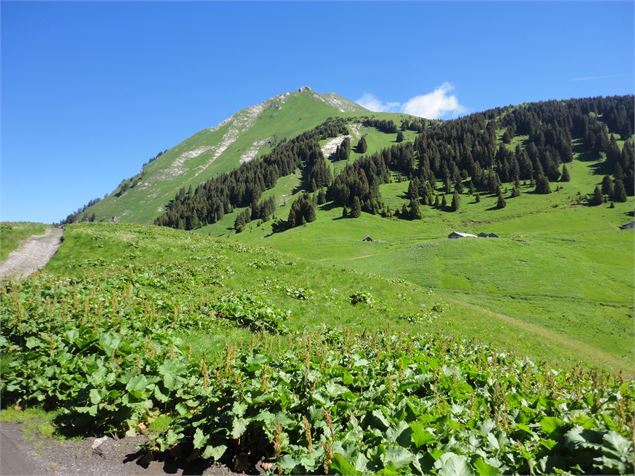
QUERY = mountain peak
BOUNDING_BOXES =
[82,86,370,223]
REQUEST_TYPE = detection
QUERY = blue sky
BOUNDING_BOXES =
[2,1,633,223]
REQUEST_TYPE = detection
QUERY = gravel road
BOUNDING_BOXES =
[0,228,63,280]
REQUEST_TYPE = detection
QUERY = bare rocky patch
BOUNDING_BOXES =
[321,135,351,158]
[240,137,270,164]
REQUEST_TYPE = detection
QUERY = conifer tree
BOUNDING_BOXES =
[613,178,627,202]
[356,136,368,154]
[350,196,362,218]
[560,165,570,182]
[335,138,351,161]
[234,208,252,232]
[502,130,512,144]
[287,193,316,227]
[441,195,447,209]
[497,192,507,209]
[534,175,551,194]
[396,131,404,143]
[601,176,614,196]
[589,186,604,206]
[451,191,460,211]
[408,198,422,219]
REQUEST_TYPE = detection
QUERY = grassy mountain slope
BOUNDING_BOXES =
[42,223,631,373]
[70,93,633,374]
[83,88,413,224]
[195,128,634,370]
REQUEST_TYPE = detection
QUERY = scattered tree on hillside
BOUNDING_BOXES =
[316,188,326,205]
[234,208,252,233]
[451,191,460,211]
[601,175,614,196]
[589,186,604,206]
[287,193,317,228]
[560,165,570,182]
[334,137,351,161]
[396,131,404,143]
[303,148,332,192]
[356,136,368,154]
[251,196,276,222]
[350,196,362,218]
[405,198,422,220]
[497,192,507,209]
[534,175,551,194]
[613,178,627,202]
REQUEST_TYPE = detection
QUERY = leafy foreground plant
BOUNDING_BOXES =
[154,331,634,475]
[1,277,633,474]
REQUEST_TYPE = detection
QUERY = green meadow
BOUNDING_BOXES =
[193,130,634,375]
[16,221,626,375]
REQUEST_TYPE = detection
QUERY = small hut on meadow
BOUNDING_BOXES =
[448,232,477,239]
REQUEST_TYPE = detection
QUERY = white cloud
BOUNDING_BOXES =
[356,83,465,119]
[401,83,465,119]
[355,93,400,113]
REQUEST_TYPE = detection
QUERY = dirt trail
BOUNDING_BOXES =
[449,297,631,374]
[0,422,233,475]
[0,228,63,280]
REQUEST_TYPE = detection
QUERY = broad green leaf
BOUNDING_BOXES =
[154,385,169,403]
[331,453,361,475]
[411,421,436,448]
[602,431,632,460]
[371,409,390,431]
[25,337,41,349]
[126,374,148,399]
[277,455,300,473]
[232,417,248,439]
[158,359,186,391]
[539,416,563,436]
[232,401,248,417]
[89,388,102,405]
[175,402,188,416]
[474,458,500,476]
[486,432,500,450]
[514,423,533,435]
[99,332,121,355]
[434,452,472,476]
[381,445,415,469]
[202,444,227,461]
[193,428,207,449]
